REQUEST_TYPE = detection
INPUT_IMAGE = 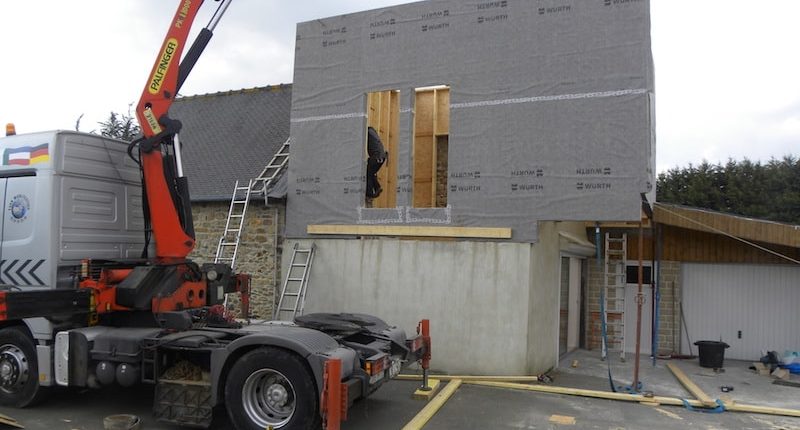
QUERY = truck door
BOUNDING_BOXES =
[0,172,47,288]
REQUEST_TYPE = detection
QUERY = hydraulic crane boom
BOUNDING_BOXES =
[134,0,232,259]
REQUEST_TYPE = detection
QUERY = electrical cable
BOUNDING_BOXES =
[654,203,800,265]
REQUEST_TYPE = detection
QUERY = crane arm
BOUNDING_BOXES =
[133,0,231,259]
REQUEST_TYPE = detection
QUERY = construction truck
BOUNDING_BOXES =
[0,1,430,429]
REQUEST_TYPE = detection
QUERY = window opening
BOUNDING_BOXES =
[413,85,449,208]
[365,90,399,208]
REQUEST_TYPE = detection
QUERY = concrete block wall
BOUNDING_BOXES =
[586,258,604,351]
[656,261,681,354]
[585,257,682,355]
[190,201,286,318]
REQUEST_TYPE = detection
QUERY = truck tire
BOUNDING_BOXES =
[0,326,46,407]
[224,347,321,430]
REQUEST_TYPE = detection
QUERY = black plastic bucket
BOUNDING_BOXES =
[694,340,729,368]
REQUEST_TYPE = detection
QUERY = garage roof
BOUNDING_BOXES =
[653,203,800,248]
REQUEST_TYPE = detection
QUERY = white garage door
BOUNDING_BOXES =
[682,263,800,361]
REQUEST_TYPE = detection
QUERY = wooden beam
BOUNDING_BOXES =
[666,363,717,407]
[397,374,542,383]
[465,380,800,418]
[412,378,441,400]
[307,224,512,239]
[402,379,462,430]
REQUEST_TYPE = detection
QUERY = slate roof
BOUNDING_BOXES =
[170,84,291,202]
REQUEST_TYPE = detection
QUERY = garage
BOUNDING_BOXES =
[587,203,800,360]
[681,263,800,360]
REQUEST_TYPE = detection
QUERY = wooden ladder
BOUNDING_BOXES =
[603,232,627,361]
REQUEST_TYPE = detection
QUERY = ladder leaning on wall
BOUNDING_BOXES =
[274,243,316,321]
[251,138,290,204]
[214,138,291,270]
[602,232,627,361]
[214,179,254,269]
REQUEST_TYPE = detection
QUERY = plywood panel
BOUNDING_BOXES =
[415,90,435,136]
[435,88,450,135]
[413,136,434,208]
[414,90,436,208]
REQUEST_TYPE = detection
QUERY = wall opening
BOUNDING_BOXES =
[365,90,399,208]
[413,85,449,208]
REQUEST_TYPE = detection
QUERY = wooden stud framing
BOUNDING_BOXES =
[367,90,399,209]
[413,87,449,208]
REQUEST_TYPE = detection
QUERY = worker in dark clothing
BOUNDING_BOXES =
[366,126,388,200]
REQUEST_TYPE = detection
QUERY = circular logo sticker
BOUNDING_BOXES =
[9,194,30,222]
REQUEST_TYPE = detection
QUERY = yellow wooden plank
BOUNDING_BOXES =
[466,380,800,419]
[397,374,542,383]
[402,379,462,430]
[412,378,441,400]
[307,225,512,239]
[666,362,717,407]
[549,415,576,425]
[0,412,23,429]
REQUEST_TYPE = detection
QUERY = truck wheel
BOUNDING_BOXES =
[0,326,46,407]
[225,348,321,430]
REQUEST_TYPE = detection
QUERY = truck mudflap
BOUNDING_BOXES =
[321,318,431,430]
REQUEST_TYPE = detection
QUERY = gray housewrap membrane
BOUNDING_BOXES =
[287,0,655,242]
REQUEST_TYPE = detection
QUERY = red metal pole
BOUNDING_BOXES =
[419,319,432,391]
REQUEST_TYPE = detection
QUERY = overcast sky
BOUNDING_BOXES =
[1,0,798,173]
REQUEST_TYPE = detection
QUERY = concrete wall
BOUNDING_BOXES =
[525,222,562,374]
[191,201,285,318]
[286,221,581,375]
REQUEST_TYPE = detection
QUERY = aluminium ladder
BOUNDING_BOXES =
[214,179,254,269]
[274,243,316,321]
[602,232,627,361]
[214,137,291,270]
[250,138,290,204]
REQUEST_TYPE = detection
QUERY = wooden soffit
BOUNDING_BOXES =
[653,203,800,248]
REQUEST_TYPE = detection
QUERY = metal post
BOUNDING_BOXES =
[419,319,432,391]
[633,222,644,390]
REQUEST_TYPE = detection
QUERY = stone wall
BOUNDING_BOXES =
[586,257,682,356]
[190,201,286,318]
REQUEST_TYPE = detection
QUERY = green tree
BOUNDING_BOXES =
[657,157,800,224]
[98,108,140,142]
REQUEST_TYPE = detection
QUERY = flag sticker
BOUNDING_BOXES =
[3,144,49,166]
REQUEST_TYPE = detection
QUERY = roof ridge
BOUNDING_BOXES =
[177,83,292,101]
